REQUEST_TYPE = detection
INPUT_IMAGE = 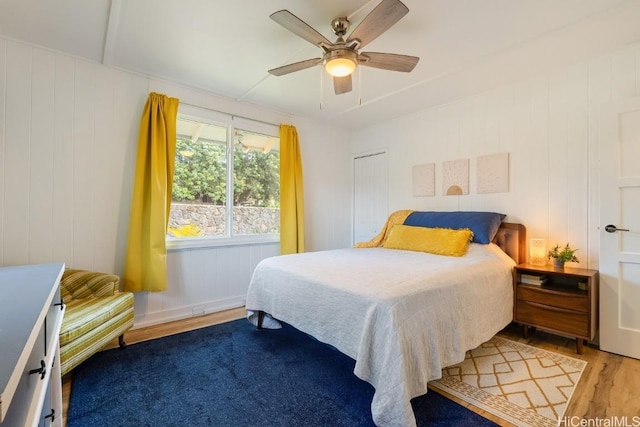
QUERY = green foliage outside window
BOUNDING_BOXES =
[233,146,279,208]
[172,138,226,204]
[172,137,279,207]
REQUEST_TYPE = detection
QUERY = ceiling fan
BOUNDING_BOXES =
[268,0,420,95]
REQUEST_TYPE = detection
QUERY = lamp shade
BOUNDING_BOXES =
[324,49,358,77]
[529,238,546,266]
[325,57,356,77]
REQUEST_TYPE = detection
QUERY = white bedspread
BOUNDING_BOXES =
[245,243,515,427]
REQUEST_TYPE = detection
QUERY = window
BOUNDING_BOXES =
[167,106,279,247]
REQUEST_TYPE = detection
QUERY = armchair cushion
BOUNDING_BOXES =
[59,293,134,346]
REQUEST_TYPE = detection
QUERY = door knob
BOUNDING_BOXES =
[605,224,629,233]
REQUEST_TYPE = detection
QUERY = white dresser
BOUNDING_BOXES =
[0,263,65,427]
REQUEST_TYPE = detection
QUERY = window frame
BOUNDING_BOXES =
[167,105,280,251]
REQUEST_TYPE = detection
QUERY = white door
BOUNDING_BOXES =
[599,96,640,360]
[353,151,388,244]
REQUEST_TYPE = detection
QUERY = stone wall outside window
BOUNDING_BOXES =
[169,203,279,236]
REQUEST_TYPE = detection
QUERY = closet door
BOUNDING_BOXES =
[353,151,388,245]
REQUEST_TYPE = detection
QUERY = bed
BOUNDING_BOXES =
[246,212,525,427]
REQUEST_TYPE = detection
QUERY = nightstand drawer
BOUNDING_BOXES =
[516,300,588,337]
[517,285,588,312]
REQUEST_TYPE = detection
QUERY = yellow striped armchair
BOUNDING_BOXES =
[59,269,134,376]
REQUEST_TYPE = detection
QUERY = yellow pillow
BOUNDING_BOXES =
[382,225,474,257]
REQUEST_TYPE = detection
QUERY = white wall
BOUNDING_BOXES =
[351,43,640,271]
[4,33,638,327]
[0,38,352,328]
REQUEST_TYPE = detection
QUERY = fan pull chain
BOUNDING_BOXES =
[358,66,362,106]
[319,66,323,110]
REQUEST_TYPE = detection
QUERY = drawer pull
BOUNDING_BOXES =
[54,297,65,310]
[525,300,579,314]
[44,409,55,422]
[29,359,46,380]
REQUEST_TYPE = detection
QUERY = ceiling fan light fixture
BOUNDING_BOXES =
[324,49,358,77]
[268,1,419,94]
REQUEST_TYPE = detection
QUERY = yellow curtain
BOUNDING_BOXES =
[279,124,305,254]
[123,92,179,292]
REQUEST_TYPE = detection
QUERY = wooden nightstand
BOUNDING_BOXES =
[513,264,599,354]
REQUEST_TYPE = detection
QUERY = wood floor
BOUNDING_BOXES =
[62,308,640,426]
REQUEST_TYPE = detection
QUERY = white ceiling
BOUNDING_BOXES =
[1,0,639,130]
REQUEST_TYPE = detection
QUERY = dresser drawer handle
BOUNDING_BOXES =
[29,359,46,380]
[526,301,582,314]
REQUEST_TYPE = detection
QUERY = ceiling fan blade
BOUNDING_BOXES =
[269,58,322,76]
[359,52,419,72]
[270,10,332,48]
[333,75,352,95]
[346,0,409,50]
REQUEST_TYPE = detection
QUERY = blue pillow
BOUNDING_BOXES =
[403,211,506,244]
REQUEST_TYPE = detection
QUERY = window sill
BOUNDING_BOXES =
[167,234,280,251]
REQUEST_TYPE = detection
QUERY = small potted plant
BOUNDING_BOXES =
[548,243,579,268]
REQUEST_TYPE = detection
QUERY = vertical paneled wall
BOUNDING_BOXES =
[0,38,352,328]
[351,43,640,270]
[0,39,147,271]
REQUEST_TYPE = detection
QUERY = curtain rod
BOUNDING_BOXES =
[178,101,281,128]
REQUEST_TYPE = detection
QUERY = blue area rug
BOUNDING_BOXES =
[68,319,497,426]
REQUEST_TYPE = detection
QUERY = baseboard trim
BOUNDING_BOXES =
[131,296,245,330]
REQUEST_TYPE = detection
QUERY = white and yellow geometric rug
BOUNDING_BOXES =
[430,336,587,427]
